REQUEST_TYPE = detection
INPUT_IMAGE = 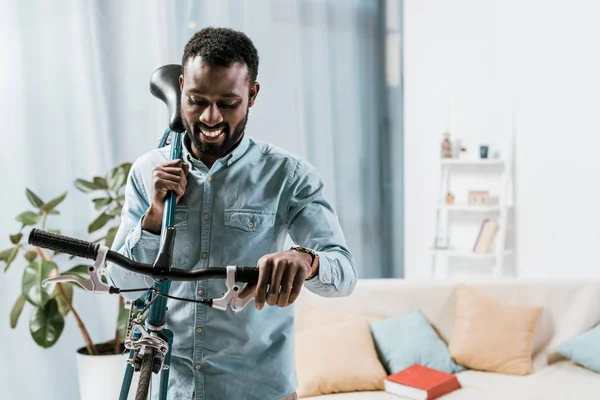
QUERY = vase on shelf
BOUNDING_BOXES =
[441,132,452,158]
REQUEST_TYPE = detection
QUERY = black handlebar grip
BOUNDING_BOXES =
[28,228,100,260]
[235,266,259,283]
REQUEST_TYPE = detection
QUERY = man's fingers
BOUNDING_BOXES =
[154,171,182,185]
[267,259,287,306]
[238,283,256,299]
[254,257,272,310]
[161,159,184,167]
[287,272,305,306]
[158,166,186,175]
[276,268,296,307]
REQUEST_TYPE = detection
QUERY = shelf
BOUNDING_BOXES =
[430,248,514,258]
[440,158,504,166]
[437,204,501,212]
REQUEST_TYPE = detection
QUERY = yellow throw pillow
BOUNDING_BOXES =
[295,308,387,397]
[449,284,543,375]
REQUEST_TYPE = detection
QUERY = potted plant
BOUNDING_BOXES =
[1,162,139,399]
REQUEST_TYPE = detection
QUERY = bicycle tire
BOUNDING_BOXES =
[135,349,156,400]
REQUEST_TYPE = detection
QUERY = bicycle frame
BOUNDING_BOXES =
[119,128,182,400]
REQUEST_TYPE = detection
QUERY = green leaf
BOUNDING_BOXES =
[0,248,10,261]
[10,294,26,328]
[30,298,64,348]
[105,226,119,248]
[116,194,125,202]
[61,264,90,280]
[48,229,61,235]
[93,197,112,211]
[16,211,40,226]
[93,177,108,189]
[3,247,19,271]
[26,189,44,208]
[24,250,37,263]
[10,233,23,245]
[88,212,112,234]
[75,179,100,193]
[22,260,58,307]
[41,192,67,213]
[116,302,130,341]
[108,167,126,192]
[48,210,60,215]
[54,283,73,316]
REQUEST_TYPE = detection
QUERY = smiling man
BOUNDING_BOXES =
[109,27,357,400]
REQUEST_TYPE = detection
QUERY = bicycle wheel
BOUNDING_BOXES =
[135,349,156,400]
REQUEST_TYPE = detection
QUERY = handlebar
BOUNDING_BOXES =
[28,228,259,284]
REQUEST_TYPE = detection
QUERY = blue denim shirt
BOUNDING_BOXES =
[107,132,357,400]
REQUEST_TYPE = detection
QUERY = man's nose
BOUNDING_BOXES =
[199,104,223,126]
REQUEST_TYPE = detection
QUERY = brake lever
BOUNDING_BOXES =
[211,266,255,312]
[42,246,112,294]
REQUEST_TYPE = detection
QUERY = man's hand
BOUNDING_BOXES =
[141,160,189,234]
[238,250,312,310]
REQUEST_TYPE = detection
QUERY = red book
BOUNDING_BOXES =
[384,364,462,400]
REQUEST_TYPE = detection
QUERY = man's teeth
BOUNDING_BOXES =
[201,129,223,138]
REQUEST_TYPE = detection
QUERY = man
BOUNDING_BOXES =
[108,27,357,400]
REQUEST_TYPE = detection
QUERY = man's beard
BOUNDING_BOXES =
[184,108,249,158]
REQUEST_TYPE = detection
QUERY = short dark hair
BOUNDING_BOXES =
[182,27,259,85]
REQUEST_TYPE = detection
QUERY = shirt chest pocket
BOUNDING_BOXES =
[222,209,276,264]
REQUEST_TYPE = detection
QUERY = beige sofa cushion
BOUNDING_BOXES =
[448,284,543,375]
[295,308,387,398]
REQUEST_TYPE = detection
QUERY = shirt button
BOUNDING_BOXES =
[227,160,233,166]
[247,221,254,229]
[195,364,201,370]
[198,289,204,295]
[196,327,203,334]
[207,176,212,182]
[202,252,208,259]
[322,275,327,281]
[203,213,210,220]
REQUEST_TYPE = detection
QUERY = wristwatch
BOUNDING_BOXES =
[290,245,320,280]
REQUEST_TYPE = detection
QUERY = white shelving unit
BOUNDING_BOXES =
[430,136,515,279]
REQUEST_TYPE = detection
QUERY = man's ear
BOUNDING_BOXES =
[179,74,184,92]
[248,82,260,108]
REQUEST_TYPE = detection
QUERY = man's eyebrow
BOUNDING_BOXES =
[187,90,241,98]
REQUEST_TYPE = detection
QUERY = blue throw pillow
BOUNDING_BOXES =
[370,310,466,374]
[556,323,600,373]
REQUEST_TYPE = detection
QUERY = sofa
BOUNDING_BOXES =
[293,279,600,399]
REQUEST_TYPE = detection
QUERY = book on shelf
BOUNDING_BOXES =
[473,218,499,253]
[384,364,461,399]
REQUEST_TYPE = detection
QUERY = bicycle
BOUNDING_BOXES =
[28,64,259,400]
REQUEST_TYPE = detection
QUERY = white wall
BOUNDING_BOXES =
[404,0,600,279]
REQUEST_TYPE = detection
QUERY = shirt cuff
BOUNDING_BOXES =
[128,214,161,259]
[305,251,334,286]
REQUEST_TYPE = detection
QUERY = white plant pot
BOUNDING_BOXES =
[76,345,140,400]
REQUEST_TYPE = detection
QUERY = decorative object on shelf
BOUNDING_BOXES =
[445,193,455,205]
[441,132,453,158]
[468,190,491,206]
[480,145,489,159]
[473,219,499,253]
[458,147,468,159]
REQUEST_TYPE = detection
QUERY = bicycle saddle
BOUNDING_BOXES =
[149,64,185,133]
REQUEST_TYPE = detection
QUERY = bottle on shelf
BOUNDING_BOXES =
[441,132,452,158]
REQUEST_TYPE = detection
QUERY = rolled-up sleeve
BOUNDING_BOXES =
[284,159,357,297]
[107,164,160,301]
